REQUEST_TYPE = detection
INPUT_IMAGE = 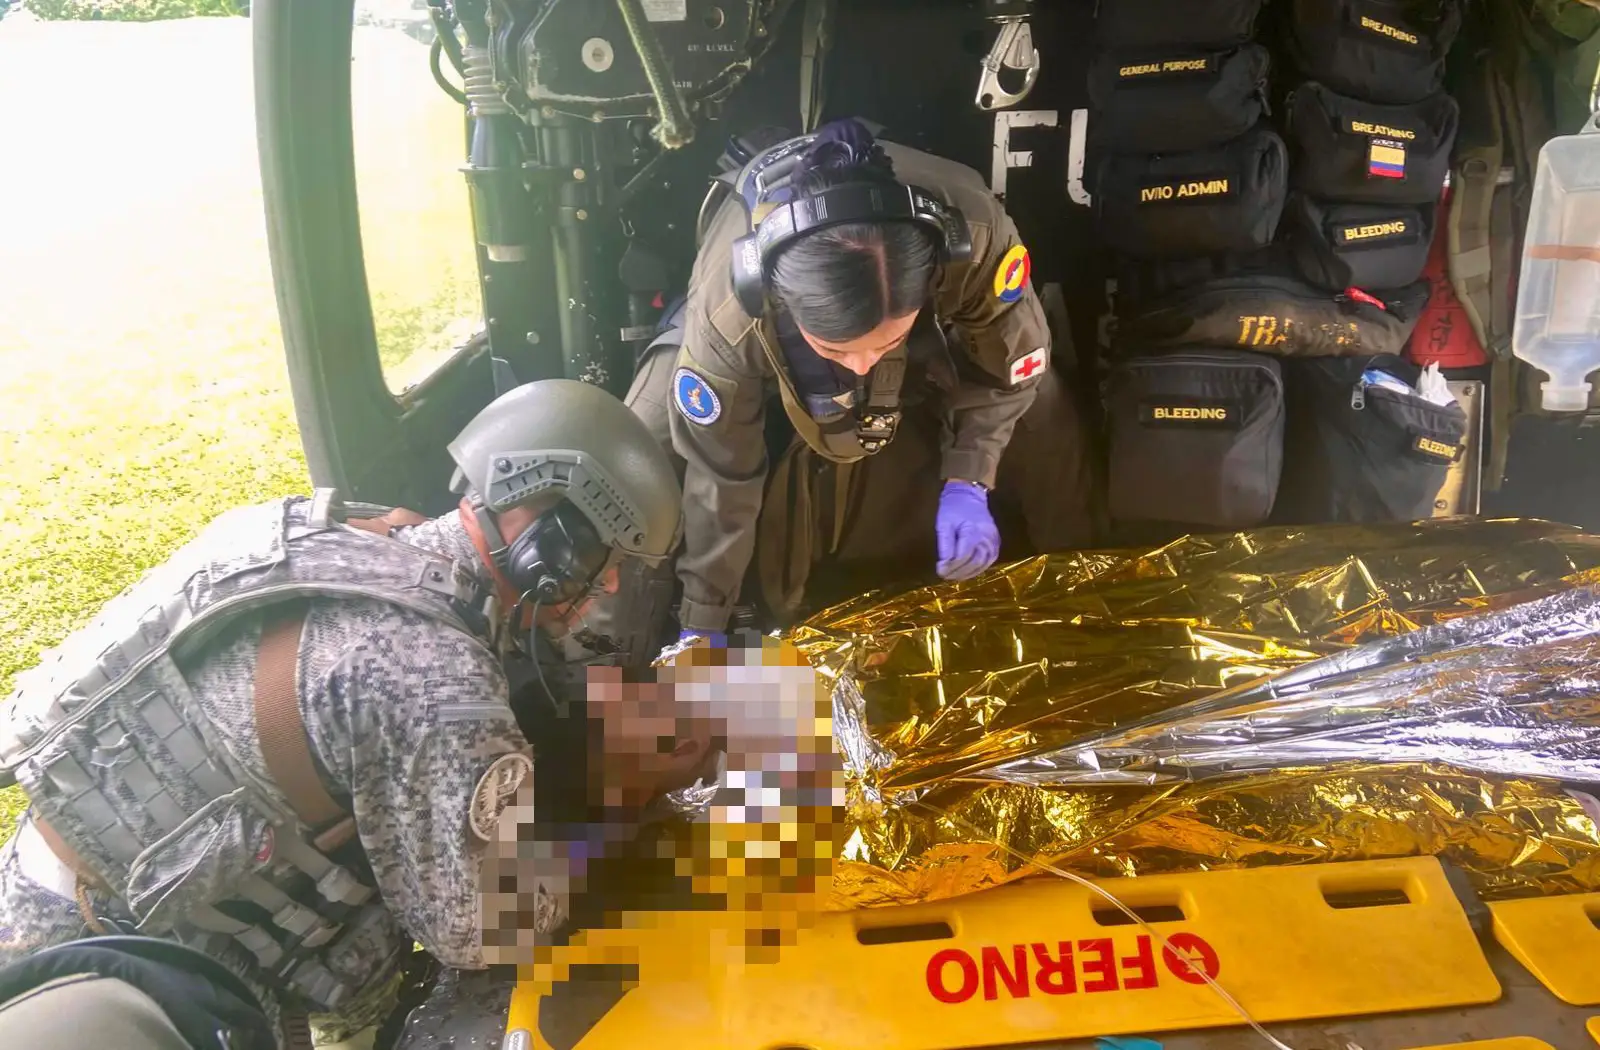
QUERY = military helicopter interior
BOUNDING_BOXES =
[254,0,1600,541]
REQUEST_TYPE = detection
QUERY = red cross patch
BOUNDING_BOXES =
[1008,347,1047,385]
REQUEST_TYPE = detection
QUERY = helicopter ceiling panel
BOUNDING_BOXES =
[516,0,795,117]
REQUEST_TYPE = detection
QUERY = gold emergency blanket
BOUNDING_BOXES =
[784,518,1600,909]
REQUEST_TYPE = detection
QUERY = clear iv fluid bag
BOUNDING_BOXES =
[1514,118,1600,412]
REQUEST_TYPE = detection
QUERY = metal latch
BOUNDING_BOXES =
[976,17,1040,111]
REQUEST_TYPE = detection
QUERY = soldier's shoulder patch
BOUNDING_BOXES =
[993,244,1031,304]
[674,367,722,426]
[469,752,534,843]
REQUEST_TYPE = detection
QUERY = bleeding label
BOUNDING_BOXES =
[1336,219,1414,246]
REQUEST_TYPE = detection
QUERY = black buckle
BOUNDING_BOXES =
[857,411,900,453]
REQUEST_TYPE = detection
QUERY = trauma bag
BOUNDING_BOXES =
[1105,348,1285,528]
[1117,274,1431,357]
[1273,354,1467,522]
[1283,0,1463,104]
[1094,0,1265,51]
[1287,83,1458,204]
[1087,44,1271,155]
[1285,194,1436,291]
[1095,124,1288,260]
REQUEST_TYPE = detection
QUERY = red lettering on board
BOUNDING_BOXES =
[927,948,979,1004]
[924,932,1223,1003]
[1162,932,1222,985]
[1078,938,1119,993]
[982,945,1030,1001]
[1120,935,1158,990]
[1031,942,1076,995]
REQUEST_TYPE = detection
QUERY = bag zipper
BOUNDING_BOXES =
[1129,351,1285,399]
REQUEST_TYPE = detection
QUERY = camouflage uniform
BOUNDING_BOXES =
[0,503,568,1046]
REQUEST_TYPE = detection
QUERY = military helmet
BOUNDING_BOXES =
[447,379,682,562]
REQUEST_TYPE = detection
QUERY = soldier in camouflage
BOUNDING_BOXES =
[0,379,703,1050]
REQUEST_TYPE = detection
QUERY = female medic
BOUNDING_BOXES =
[624,118,1081,643]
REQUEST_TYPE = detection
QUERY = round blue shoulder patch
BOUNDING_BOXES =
[673,367,722,425]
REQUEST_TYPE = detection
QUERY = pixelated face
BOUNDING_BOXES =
[476,633,847,971]
[584,666,714,808]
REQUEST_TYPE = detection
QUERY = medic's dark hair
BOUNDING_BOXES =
[767,119,938,343]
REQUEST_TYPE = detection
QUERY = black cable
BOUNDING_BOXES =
[430,4,467,74]
[430,37,469,107]
[525,596,576,721]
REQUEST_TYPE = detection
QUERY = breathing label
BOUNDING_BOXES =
[1345,118,1418,142]
[1356,12,1422,45]
[1138,176,1233,204]
[1368,138,1408,179]
[1334,218,1414,246]
[1117,56,1217,80]
[642,0,688,21]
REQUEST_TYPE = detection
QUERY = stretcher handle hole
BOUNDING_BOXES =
[1321,886,1412,909]
[854,920,955,945]
[1091,902,1187,927]
[1587,903,1600,930]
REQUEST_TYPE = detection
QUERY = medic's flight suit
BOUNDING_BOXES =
[627,139,1095,633]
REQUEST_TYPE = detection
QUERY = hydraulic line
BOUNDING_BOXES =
[614,0,696,149]
[460,45,532,262]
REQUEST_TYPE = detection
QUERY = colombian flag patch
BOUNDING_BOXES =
[993,245,1031,304]
[1368,139,1407,179]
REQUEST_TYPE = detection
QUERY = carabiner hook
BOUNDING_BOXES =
[976,20,1040,112]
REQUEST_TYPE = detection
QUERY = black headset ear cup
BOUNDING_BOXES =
[502,502,610,604]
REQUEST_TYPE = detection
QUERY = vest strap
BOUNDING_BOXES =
[253,609,353,847]
[283,1013,315,1050]
[32,815,108,894]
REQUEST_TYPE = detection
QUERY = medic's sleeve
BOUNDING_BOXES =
[309,613,527,969]
[666,294,772,634]
[935,203,1051,489]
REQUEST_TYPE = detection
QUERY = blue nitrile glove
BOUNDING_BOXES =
[935,480,1000,581]
[679,629,728,648]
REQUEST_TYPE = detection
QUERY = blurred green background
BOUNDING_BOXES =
[0,10,484,839]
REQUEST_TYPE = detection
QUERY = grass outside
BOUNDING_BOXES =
[0,18,484,840]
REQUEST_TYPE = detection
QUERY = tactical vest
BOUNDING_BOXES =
[0,492,495,1017]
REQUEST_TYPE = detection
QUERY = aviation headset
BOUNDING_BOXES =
[727,126,975,318]
[471,497,612,607]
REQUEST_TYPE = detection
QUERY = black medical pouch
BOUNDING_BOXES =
[1087,44,1271,155]
[1273,354,1467,523]
[1286,194,1436,291]
[1105,348,1285,528]
[1117,274,1431,357]
[1115,244,1292,307]
[1096,124,1288,261]
[1095,0,1265,51]
[1287,83,1458,204]
[1283,0,1463,104]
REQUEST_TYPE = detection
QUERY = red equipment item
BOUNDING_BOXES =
[1406,187,1490,368]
